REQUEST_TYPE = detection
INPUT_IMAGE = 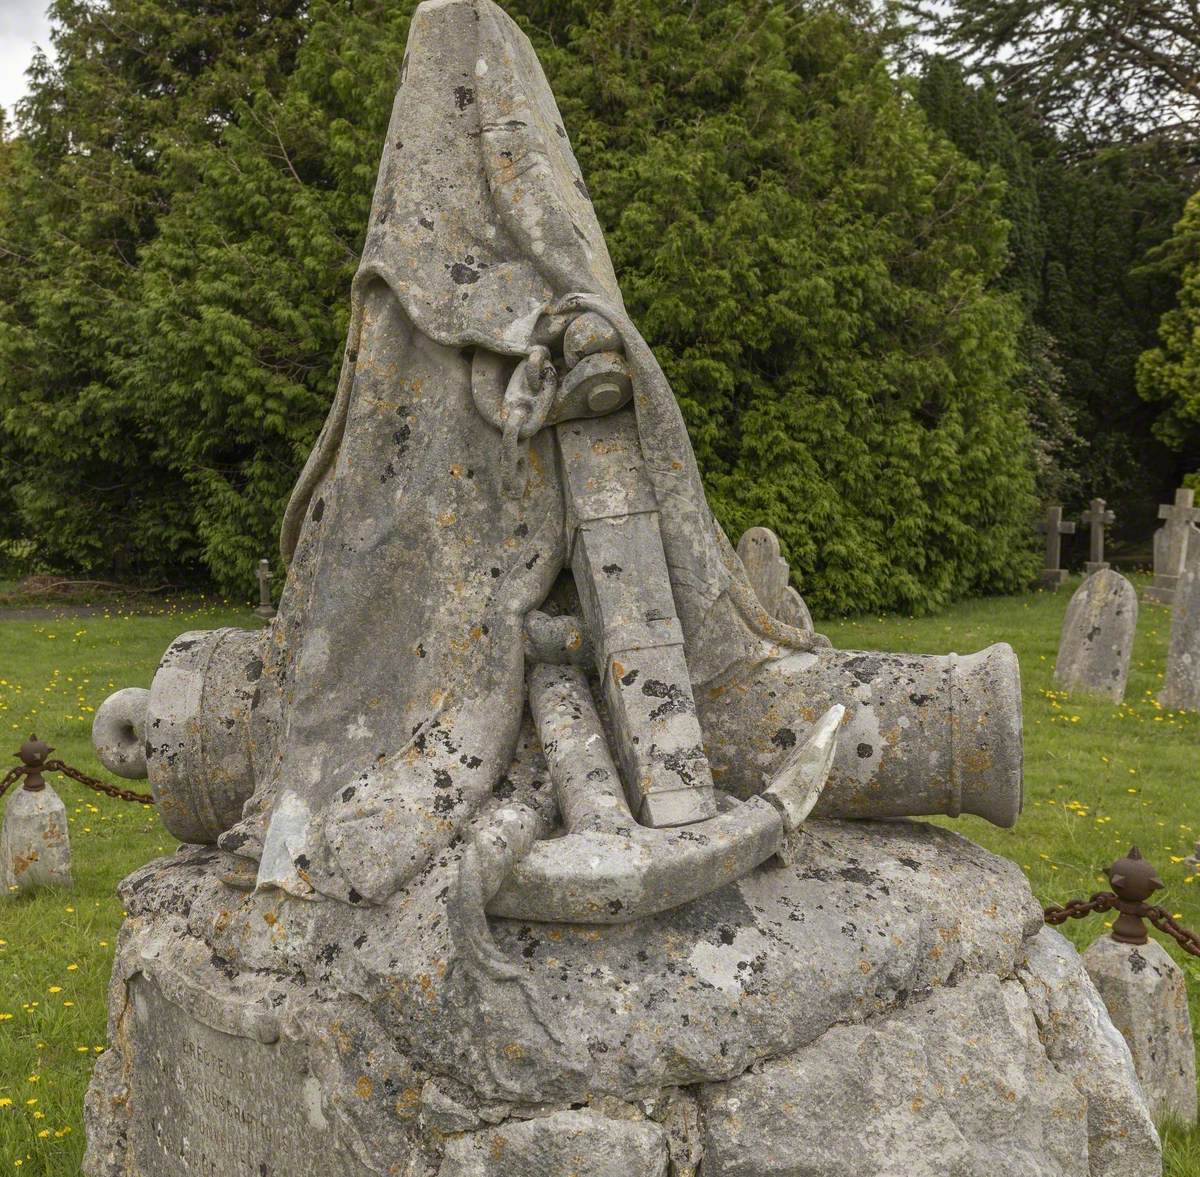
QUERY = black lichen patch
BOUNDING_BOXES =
[620,667,640,687]
[450,262,481,285]
[771,727,796,750]
[856,742,874,759]
[642,678,693,720]
[454,86,476,110]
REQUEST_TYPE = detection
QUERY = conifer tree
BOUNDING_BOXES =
[1138,192,1200,471]
[2,0,1038,614]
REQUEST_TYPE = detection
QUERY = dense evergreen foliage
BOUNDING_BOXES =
[917,58,1192,520]
[1139,192,1200,464]
[1,0,1050,611]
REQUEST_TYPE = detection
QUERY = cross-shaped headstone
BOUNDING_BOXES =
[1081,498,1115,574]
[1146,488,1200,605]
[1036,505,1076,589]
[255,558,277,621]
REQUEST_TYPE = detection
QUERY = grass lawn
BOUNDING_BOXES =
[1,579,1199,1173]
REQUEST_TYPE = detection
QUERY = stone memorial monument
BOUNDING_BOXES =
[736,525,814,633]
[1037,504,1076,589]
[83,5,1160,1175]
[1146,488,1199,607]
[1162,543,1200,711]
[1081,498,1116,574]
[1053,569,1138,703]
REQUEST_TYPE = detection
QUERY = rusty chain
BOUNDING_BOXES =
[1043,893,1118,925]
[1145,907,1200,959]
[0,764,23,801]
[4,737,155,806]
[43,758,155,806]
[1044,847,1200,960]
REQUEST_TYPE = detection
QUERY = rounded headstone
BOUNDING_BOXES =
[1053,569,1138,702]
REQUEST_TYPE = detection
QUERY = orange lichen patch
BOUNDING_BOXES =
[612,660,626,682]
[490,1135,507,1161]
[262,912,277,927]
[356,1076,374,1099]
[502,1042,523,1061]
[394,1087,422,1119]
[449,465,463,478]
[858,960,872,974]
[437,512,456,528]
[13,851,40,875]
[911,1097,925,1113]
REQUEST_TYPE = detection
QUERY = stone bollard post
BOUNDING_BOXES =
[1081,848,1198,1126]
[1,737,73,894]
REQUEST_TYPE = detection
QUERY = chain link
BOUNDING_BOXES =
[1043,893,1118,924]
[0,765,23,801]
[1145,907,1200,959]
[43,759,155,805]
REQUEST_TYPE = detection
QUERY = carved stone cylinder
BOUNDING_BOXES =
[93,628,265,845]
[698,643,1023,828]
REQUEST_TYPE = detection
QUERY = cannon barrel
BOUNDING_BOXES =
[95,629,1022,846]
[698,642,1023,828]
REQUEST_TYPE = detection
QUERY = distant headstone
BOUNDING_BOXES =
[1161,543,1200,711]
[737,526,814,633]
[1145,488,1200,606]
[2,784,72,893]
[254,558,276,621]
[1053,569,1137,702]
[1084,936,1198,1127]
[1081,498,1115,574]
[1036,504,1076,589]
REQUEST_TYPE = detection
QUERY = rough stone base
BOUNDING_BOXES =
[84,821,1161,1177]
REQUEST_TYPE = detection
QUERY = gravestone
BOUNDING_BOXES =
[83,4,1160,1175]
[1081,498,1116,574]
[737,525,814,633]
[1161,542,1200,711]
[1053,569,1138,702]
[1037,504,1076,589]
[1146,488,1200,606]
[254,558,276,621]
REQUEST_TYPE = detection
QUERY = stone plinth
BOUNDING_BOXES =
[85,821,1160,1177]
[1083,936,1197,1127]
[1,784,72,892]
[1054,570,1138,702]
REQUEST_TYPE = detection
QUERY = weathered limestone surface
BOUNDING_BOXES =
[1084,936,1198,1127]
[1020,928,1162,1174]
[737,526,814,634]
[82,2,1157,1174]
[438,1110,669,1177]
[84,823,1158,1177]
[1,785,72,892]
[1054,569,1138,702]
[1161,545,1200,711]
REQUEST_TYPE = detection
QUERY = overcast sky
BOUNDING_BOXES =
[1,0,53,118]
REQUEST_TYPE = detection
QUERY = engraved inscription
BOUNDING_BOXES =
[127,974,368,1177]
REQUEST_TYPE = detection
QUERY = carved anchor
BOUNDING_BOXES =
[463,310,844,929]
